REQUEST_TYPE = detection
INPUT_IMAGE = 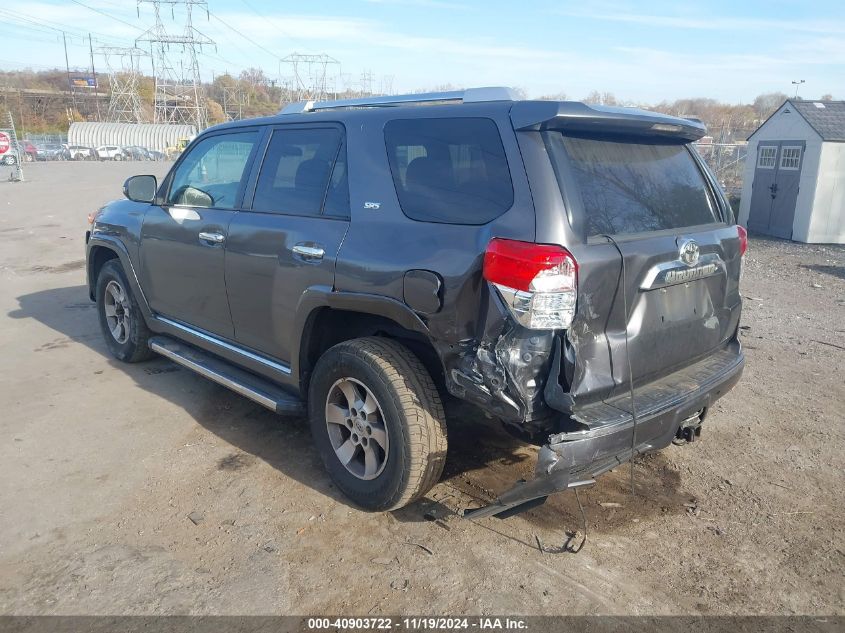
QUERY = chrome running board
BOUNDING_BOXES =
[149,335,305,416]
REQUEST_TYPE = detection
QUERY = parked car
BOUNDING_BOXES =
[147,149,165,161]
[19,140,37,162]
[66,145,96,161]
[86,88,745,516]
[35,143,69,161]
[0,138,36,164]
[122,145,152,161]
[96,145,127,161]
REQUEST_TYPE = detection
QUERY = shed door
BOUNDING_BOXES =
[747,142,804,239]
[769,143,804,239]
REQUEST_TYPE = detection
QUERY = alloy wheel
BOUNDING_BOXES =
[103,280,131,344]
[325,377,389,480]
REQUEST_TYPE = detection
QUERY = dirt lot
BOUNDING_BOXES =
[0,161,842,616]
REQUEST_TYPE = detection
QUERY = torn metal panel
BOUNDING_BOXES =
[443,285,556,426]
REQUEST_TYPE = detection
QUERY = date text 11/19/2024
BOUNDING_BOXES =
[307,617,529,631]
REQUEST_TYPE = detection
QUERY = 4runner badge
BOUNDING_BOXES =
[678,238,700,267]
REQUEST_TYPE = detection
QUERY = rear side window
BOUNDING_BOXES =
[384,118,514,224]
[252,127,342,216]
[547,133,718,236]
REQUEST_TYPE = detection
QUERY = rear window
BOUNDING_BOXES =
[384,118,514,224]
[547,133,718,236]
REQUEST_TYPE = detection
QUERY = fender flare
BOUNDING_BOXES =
[86,235,153,319]
[290,286,432,382]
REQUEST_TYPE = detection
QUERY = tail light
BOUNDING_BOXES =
[483,238,578,330]
[736,225,748,257]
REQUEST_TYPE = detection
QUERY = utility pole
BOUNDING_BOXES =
[89,33,101,121]
[63,32,78,119]
[792,79,805,98]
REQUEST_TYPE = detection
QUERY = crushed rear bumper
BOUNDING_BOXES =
[462,342,744,519]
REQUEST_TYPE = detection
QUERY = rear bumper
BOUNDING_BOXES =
[463,341,744,519]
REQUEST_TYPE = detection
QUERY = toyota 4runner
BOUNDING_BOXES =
[85,87,745,517]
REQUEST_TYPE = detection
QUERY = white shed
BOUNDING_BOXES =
[737,100,845,244]
[68,122,196,154]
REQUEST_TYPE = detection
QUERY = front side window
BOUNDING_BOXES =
[167,131,258,209]
[547,133,719,236]
[384,118,514,224]
[251,128,343,216]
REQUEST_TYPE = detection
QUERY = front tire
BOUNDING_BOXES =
[309,337,447,511]
[96,259,154,362]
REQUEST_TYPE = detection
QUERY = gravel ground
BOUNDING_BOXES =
[0,161,842,616]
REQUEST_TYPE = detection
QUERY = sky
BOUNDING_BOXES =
[0,0,843,104]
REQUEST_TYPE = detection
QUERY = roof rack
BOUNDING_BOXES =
[279,86,519,115]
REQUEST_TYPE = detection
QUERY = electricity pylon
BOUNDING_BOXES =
[136,0,214,130]
[99,46,149,123]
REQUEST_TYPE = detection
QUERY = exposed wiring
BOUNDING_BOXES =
[535,488,587,554]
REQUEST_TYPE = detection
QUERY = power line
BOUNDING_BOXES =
[0,7,130,46]
[67,0,141,31]
[206,10,284,63]
[237,0,314,53]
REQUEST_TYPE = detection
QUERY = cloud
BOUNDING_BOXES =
[363,0,468,9]
[560,11,845,35]
[212,12,566,63]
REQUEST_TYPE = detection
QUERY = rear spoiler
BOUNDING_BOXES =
[510,101,706,143]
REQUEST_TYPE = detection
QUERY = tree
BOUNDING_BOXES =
[583,90,601,104]
[239,68,268,89]
[820,94,834,101]
[206,99,226,125]
[583,91,618,106]
[538,91,567,101]
[752,92,788,119]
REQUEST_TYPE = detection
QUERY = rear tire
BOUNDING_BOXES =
[96,259,155,363]
[309,337,447,511]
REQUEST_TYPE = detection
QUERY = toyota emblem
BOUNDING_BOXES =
[678,239,700,267]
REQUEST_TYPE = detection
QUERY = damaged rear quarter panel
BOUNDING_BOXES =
[333,106,545,422]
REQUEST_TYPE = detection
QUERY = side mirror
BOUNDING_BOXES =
[123,175,157,203]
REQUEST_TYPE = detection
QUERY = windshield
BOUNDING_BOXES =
[546,133,719,236]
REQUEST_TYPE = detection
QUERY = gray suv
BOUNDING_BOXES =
[85,87,745,517]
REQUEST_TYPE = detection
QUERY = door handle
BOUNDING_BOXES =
[198,231,225,244]
[292,244,325,261]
